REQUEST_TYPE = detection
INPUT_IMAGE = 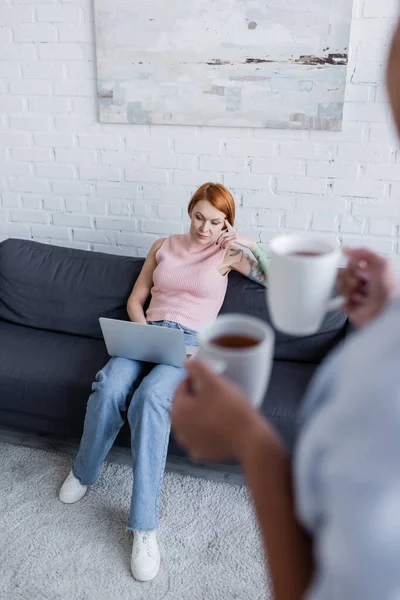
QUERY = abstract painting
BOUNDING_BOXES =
[94,0,352,130]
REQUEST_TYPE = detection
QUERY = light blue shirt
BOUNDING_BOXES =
[295,297,400,600]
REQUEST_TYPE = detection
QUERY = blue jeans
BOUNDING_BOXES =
[73,320,198,531]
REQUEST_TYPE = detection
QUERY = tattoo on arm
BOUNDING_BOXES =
[229,247,245,262]
[227,244,268,286]
[252,245,269,277]
[245,255,267,286]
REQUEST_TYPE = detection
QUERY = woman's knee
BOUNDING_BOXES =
[91,358,142,409]
[128,369,181,419]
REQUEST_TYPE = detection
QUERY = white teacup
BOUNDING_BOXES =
[267,234,343,336]
[197,314,275,409]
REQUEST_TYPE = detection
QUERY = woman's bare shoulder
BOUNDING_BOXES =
[149,238,166,255]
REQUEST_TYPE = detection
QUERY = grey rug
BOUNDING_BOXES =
[0,442,270,600]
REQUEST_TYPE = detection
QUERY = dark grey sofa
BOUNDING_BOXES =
[0,238,348,463]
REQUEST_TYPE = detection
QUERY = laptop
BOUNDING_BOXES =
[99,318,198,368]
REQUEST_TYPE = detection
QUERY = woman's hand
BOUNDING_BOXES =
[172,360,282,462]
[216,220,257,251]
[337,248,397,327]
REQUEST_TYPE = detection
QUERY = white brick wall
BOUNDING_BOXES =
[0,0,399,261]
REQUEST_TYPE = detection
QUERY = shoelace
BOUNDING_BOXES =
[138,532,153,556]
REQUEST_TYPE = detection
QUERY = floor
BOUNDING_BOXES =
[0,425,244,486]
[0,440,267,600]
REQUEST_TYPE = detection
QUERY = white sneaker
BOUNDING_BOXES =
[131,530,160,581]
[59,470,88,504]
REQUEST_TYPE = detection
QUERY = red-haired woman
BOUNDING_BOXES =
[58,183,268,581]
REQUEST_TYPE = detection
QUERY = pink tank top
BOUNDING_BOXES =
[146,234,228,332]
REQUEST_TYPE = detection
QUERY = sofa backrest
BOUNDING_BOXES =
[0,238,348,362]
[221,271,348,364]
[0,238,143,339]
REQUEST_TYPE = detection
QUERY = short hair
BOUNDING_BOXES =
[187,183,235,226]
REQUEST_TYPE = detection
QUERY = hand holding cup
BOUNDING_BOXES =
[337,248,397,327]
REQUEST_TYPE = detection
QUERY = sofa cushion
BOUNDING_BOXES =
[115,358,317,456]
[260,359,318,450]
[0,319,316,454]
[0,238,143,339]
[0,320,109,433]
